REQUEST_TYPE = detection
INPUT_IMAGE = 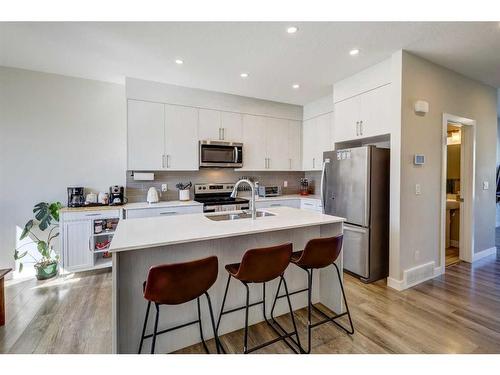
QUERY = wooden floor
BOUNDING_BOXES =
[446,246,460,266]
[2,249,499,354]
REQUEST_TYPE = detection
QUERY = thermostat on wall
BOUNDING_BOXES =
[414,154,425,165]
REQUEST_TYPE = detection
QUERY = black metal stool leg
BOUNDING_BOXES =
[306,269,313,354]
[138,301,151,354]
[205,292,223,354]
[281,275,303,353]
[243,283,250,354]
[333,263,354,335]
[151,303,160,354]
[270,276,282,320]
[216,274,231,334]
[197,297,210,353]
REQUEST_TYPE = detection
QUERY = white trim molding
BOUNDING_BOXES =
[387,262,443,291]
[472,247,497,262]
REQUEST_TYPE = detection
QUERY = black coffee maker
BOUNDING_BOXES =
[67,187,85,207]
[109,186,126,205]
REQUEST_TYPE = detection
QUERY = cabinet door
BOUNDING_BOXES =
[127,100,165,170]
[359,84,392,138]
[334,96,360,142]
[302,118,316,170]
[164,104,199,170]
[241,114,267,170]
[316,112,333,170]
[221,112,243,142]
[198,108,222,141]
[266,117,289,170]
[64,220,93,272]
[288,120,302,170]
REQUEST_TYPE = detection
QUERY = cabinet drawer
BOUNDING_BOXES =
[125,205,202,219]
[62,209,122,221]
[255,199,300,209]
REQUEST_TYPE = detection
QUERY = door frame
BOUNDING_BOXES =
[440,113,476,270]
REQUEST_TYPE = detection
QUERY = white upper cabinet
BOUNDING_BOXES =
[198,109,243,141]
[164,104,199,170]
[302,112,332,171]
[198,108,221,140]
[241,114,267,170]
[220,112,243,142]
[127,100,165,170]
[288,120,302,170]
[333,84,392,142]
[266,117,290,171]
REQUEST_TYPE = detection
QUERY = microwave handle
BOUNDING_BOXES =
[234,146,239,163]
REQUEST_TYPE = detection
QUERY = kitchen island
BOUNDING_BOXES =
[110,206,345,354]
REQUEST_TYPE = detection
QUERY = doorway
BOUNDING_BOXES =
[440,114,476,270]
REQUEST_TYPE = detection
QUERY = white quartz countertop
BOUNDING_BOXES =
[123,200,202,210]
[109,206,344,253]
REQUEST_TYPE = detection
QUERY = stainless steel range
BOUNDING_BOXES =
[194,183,250,213]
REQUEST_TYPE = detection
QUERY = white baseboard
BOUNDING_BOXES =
[387,263,443,291]
[472,247,497,262]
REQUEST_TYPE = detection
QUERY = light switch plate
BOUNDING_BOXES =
[415,184,421,195]
[161,184,168,192]
[483,181,489,190]
[283,181,288,188]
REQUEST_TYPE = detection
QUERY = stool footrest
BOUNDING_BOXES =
[143,318,200,339]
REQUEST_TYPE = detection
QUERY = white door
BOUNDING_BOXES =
[198,108,222,140]
[266,117,289,170]
[164,104,199,170]
[241,114,267,170]
[220,112,243,142]
[334,96,360,142]
[316,112,333,170]
[359,84,392,138]
[302,117,316,170]
[288,120,302,170]
[127,100,165,170]
[64,220,93,272]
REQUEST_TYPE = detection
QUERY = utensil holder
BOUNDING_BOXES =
[179,189,190,201]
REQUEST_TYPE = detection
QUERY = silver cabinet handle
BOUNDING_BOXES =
[270,203,281,207]
[219,127,222,140]
[166,154,170,168]
[162,154,165,168]
[289,158,292,170]
[360,120,363,136]
[222,128,225,140]
[267,158,270,169]
[313,157,315,169]
[85,213,101,217]
[160,211,177,216]
[356,121,359,136]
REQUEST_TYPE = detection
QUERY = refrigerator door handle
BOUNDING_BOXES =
[320,158,330,212]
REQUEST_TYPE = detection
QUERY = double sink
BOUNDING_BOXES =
[206,210,275,221]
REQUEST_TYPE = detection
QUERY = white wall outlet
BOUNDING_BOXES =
[483,181,489,190]
[415,184,421,195]
[161,184,167,192]
[415,250,420,261]
[283,181,288,188]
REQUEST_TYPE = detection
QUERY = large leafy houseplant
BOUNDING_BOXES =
[14,202,62,280]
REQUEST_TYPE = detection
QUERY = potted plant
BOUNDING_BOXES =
[175,181,192,201]
[14,202,62,280]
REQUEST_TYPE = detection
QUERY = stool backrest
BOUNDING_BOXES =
[299,235,343,269]
[144,256,218,305]
[235,243,292,283]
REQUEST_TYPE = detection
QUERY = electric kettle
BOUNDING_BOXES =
[147,187,160,204]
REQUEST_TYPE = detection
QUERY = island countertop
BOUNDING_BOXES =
[109,207,344,253]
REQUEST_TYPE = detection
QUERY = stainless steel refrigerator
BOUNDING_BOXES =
[321,146,390,283]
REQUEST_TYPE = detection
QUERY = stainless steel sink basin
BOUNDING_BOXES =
[205,210,276,221]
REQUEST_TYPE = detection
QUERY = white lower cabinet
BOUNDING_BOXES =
[124,205,203,219]
[61,209,121,273]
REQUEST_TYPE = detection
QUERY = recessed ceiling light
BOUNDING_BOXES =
[349,49,360,56]
[292,84,300,89]
[287,26,299,34]
[175,59,184,65]
[240,72,249,78]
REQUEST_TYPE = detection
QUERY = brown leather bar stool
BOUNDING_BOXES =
[138,256,222,354]
[216,243,302,354]
[271,235,354,353]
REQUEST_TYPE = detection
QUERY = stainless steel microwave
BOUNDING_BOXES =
[199,140,243,168]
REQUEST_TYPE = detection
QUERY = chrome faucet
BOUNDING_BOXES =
[231,179,256,220]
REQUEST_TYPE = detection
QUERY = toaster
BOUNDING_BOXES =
[257,185,282,197]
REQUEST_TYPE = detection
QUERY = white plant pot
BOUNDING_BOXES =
[179,189,190,201]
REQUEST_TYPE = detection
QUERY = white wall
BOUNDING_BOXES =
[399,52,498,278]
[0,66,126,276]
[126,77,303,121]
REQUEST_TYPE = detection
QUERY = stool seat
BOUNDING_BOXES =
[290,236,343,269]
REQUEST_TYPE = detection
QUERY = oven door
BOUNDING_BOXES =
[199,141,243,168]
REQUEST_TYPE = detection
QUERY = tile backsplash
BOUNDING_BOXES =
[126,170,307,202]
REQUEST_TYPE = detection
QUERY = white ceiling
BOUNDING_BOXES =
[1,22,499,105]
